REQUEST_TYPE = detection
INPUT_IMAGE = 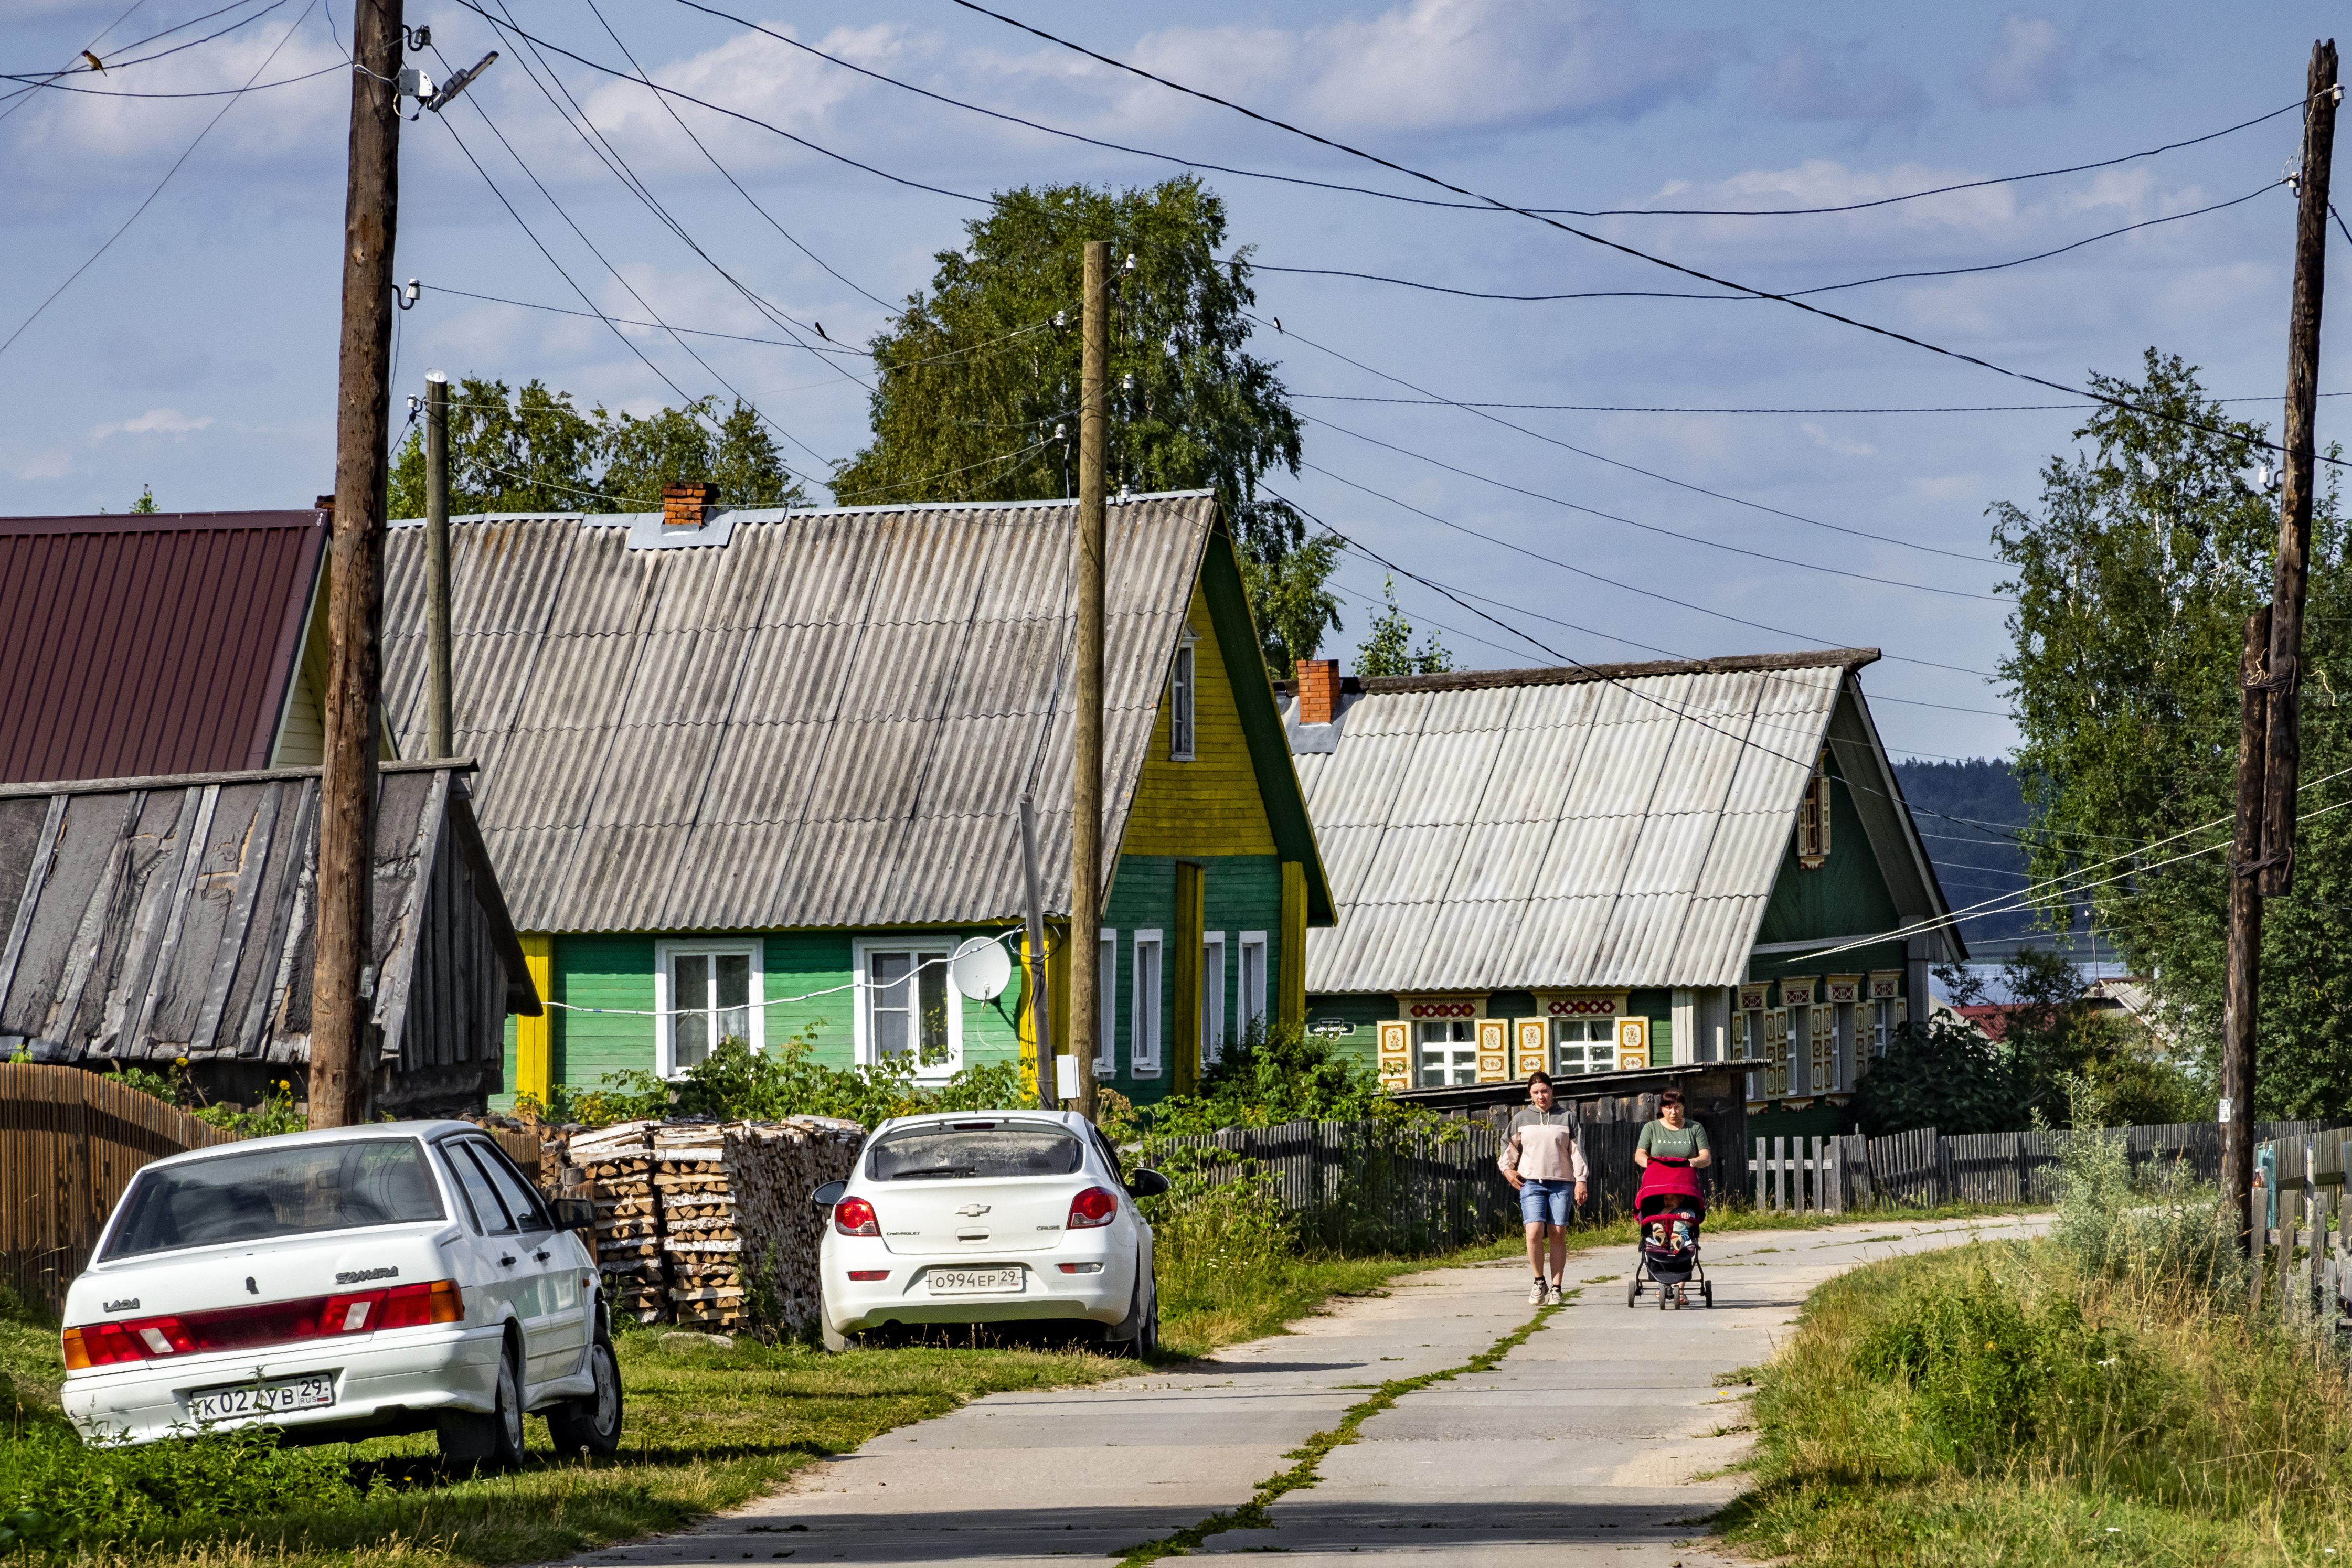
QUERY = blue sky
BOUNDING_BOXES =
[3,0,2344,763]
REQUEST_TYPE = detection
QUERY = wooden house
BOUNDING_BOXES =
[377,488,1332,1108]
[1283,649,1961,1142]
[0,762,537,1116]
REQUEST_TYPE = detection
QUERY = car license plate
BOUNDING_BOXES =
[188,1374,335,1423]
[927,1267,1022,1295]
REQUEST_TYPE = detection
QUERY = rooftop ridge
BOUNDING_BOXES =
[1278,647,1880,698]
[385,487,1219,530]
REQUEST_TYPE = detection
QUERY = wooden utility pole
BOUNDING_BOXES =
[311,0,405,1129]
[2223,606,2271,1249]
[425,369,453,758]
[2259,40,2340,901]
[1068,240,1109,1122]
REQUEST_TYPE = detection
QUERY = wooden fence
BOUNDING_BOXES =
[1752,1118,2340,1214]
[0,1065,235,1315]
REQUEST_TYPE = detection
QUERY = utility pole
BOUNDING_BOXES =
[425,369,453,758]
[1068,240,1109,1123]
[2222,606,2271,1251]
[2260,39,2340,898]
[311,0,405,1129]
[1018,794,1056,1110]
[2220,39,2337,1246]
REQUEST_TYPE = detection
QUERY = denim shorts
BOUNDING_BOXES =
[1519,1178,1574,1226]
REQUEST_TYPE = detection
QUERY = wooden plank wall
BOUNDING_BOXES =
[0,1065,233,1315]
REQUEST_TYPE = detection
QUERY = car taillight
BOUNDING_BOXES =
[835,1197,879,1237]
[61,1280,462,1368]
[1068,1187,1118,1229]
[846,1270,890,1282]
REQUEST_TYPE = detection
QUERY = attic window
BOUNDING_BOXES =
[1169,628,1197,761]
[1797,749,1833,869]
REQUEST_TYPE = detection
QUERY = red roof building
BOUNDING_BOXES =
[0,510,338,784]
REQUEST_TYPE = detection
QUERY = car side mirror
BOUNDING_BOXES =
[1125,1168,1170,1199]
[811,1180,847,1210]
[549,1196,594,1230]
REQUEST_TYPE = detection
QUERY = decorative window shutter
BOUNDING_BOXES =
[1476,1018,1510,1082]
[1810,1005,1834,1092]
[1766,1008,1790,1096]
[1377,1021,1410,1091]
[1893,995,1907,1029]
[1514,1018,1547,1079]
[1615,1017,1649,1072]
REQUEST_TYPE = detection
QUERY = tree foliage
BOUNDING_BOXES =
[1991,348,2352,1117]
[1353,575,1455,677]
[832,178,1329,673]
[388,379,805,517]
[1142,1019,1435,1135]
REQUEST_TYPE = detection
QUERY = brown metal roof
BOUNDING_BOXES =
[0,511,326,785]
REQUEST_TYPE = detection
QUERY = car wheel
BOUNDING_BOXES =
[1134,1277,1160,1361]
[819,1284,854,1354]
[547,1329,623,1456]
[438,1337,527,1469]
[1104,1273,1152,1359]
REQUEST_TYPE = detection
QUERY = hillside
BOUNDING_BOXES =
[1888,758,2044,950]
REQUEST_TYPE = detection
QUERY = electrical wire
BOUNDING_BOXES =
[0,60,348,98]
[1257,311,2005,566]
[2,0,291,83]
[1,0,146,120]
[951,0,2346,474]
[539,929,1026,1018]
[1243,181,2285,304]
[0,0,318,361]
[829,439,1054,505]
[1289,391,2352,415]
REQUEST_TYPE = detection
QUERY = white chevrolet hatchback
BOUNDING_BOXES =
[60,1123,620,1466]
[813,1110,1168,1354]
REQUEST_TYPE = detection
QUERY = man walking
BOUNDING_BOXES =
[1499,1071,1587,1304]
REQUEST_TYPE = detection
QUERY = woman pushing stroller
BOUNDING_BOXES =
[1631,1090,1715,1309]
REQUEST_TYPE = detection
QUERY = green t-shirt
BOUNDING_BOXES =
[1638,1119,1709,1161]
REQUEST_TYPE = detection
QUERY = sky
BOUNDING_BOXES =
[2,0,2345,767]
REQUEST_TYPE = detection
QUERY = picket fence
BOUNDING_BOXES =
[1751,1118,2337,1214]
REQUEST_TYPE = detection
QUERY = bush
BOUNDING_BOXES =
[0,1423,352,1552]
[1145,1019,1431,1135]
[1855,1015,2019,1136]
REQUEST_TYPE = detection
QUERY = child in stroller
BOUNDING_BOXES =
[1625,1089,1712,1310]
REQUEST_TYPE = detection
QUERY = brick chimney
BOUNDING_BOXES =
[662,481,714,529]
[1296,659,1341,725]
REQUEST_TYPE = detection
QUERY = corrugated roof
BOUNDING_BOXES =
[381,495,1218,933]
[0,512,325,784]
[1290,654,1877,993]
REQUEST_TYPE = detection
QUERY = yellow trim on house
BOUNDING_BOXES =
[1280,860,1306,1031]
[515,933,554,1103]
[1119,582,1278,858]
[1172,863,1204,1096]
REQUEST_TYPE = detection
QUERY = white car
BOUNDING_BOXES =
[814,1110,1167,1354]
[60,1122,620,1466]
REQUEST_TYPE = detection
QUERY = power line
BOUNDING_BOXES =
[0,59,346,99]
[830,439,1054,505]
[952,1,2346,474]
[2,0,290,83]
[1289,391,2352,415]
[1245,180,2285,304]
[0,0,318,361]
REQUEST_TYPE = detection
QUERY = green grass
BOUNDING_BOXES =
[1719,1234,2352,1566]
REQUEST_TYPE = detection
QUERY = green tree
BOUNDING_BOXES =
[1244,530,1343,678]
[130,485,157,514]
[1353,575,1454,677]
[1992,353,2351,1117]
[832,177,1326,671]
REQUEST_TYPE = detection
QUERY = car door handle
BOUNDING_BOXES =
[498,1255,517,1267]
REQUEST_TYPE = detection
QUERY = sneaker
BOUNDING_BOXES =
[1528,1278,1547,1305]
[1545,1281,1565,1305]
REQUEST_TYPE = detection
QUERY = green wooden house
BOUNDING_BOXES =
[1282,649,1961,1142]
[380,488,1332,1108]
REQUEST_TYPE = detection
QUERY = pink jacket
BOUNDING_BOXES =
[1499,1107,1588,1182]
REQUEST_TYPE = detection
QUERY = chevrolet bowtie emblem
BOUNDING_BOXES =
[956,1203,991,1217]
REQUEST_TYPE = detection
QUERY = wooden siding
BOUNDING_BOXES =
[1753,750,1902,946]
[1099,854,1281,1105]
[1119,582,1277,859]
[515,934,552,1102]
[269,573,332,767]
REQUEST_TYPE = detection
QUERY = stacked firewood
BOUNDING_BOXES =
[563,1120,668,1324]
[545,1115,863,1335]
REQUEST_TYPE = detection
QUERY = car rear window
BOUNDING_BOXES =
[102,1139,445,1260]
[867,1122,1085,1181]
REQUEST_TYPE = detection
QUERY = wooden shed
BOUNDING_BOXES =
[0,761,537,1117]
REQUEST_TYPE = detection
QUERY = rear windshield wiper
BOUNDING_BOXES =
[889,1166,976,1180]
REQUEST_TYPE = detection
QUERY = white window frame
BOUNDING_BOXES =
[654,938,765,1079]
[1238,931,1268,1038]
[1202,932,1228,1064]
[1096,929,1117,1073]
[851,937,962,1081]
[1170,628,1198,761]
[1131,929,1164,1078]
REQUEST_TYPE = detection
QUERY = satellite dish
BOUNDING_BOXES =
[949,936,1013,1001]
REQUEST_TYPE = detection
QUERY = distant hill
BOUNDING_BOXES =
[1889,758,2045,951]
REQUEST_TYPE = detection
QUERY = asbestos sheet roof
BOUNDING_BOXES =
[0,511,324,785]
[0,763,533,1070]
[1289,650,1876,993]
[380,494,1217,933]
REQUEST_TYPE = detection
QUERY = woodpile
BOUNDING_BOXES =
[544,1115,863,1337]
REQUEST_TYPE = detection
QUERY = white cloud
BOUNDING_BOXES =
[1753,36,1927,135]
[1974,15,2073,108]
[92,407,212,440]
[1802,422,1877,458]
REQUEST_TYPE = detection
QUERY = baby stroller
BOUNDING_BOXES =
[1625,1156,1711,1310]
